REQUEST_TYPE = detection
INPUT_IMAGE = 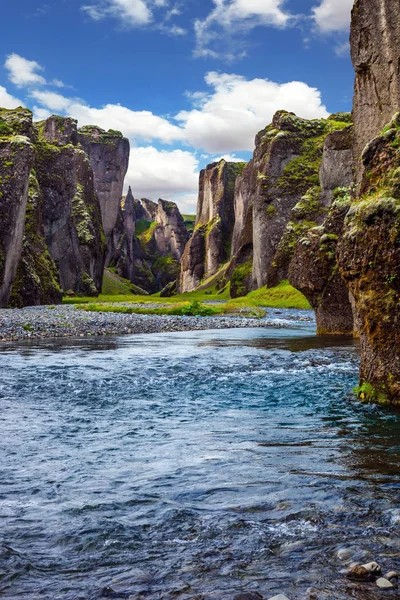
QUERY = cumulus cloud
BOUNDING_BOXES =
[5,54,47,88]
[0,85,24,109]
[176,71,329,153]
[126,146,199,204]
[312,0,353,33]
[194,0,292,59]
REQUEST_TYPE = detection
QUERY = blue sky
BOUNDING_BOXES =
[0,0,354,213]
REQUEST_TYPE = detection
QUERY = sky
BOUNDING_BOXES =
[0,0,354,213]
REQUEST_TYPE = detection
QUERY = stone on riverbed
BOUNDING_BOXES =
[233,593,264,600]
[376,577,395,589]
[267,595,290,600]
[361,561,381,575]
[346,564,375,581]
[337,548,354,560]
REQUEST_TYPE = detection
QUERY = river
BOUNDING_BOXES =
[1,309,399,599]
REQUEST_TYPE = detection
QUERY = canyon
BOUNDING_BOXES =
[0,0,400,404]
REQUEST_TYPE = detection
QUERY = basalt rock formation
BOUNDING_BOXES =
[109,195,189,294]
[251,111,352,290]
[35,116,106,296]
[339,113,400,404]
[0,108,35,307]
[333,0,400,405]
[180,160,245,293]
[78,126,130,237]
[287,125,355,335]
[351,0,400,187]
[0,108,130,307]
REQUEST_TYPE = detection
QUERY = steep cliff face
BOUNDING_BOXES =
[351,0,400,186]
[251,111,351,290]
[110,196,189,294]
[0,108,35,307]
[290,188,354,335]
[36,116,105,296]
[9,171,62,308]
[78,126,130,237]
[339,114,400,403]
[180,160,245,292]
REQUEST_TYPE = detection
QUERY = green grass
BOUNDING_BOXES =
[80,300,221,317]
[225,281,311,310]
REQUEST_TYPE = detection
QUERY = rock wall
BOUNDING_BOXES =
[36,116,105,296]
[0,108,34,307]
[339,114,400,403]
[351,0,400,186]
[110,196,189,294]
[180,160,245,292]
[284,125,355,335]
[0,108,130,306]
[251,111,351,290]
[78,126,130,237]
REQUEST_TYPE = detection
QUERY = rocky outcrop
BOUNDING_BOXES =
[110,196,189,294]
[250,111,352,290]
[0,109,130,306]
[180,160,245,292]
[0,108,35,307]
[290,189,354,335]
[351,0,400,186]
[36,116,105,296]
[9,171,62,308]
[338,114,400,403]
[78,126,130,237]
[283,125,354,335]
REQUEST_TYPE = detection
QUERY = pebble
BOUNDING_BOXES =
[376,577,395,589]
[385,571,399,581]
[0,304,283,344]
[267,595,290,600]
[233,594,264,600]
[337,548,353,560]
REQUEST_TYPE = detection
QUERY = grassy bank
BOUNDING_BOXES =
[67,276,310,316]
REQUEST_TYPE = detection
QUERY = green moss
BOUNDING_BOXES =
[354,382,390,405]
[266,204,276,218]
[182,214,196,233]
[71,184,96,246]
[138,221,158,247]
[135,219,152,236]
[231,261,253,297]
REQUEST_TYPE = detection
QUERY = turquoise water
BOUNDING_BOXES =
[1,311,400,599]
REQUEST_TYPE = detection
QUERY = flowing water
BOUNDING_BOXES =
[1,309,400,600]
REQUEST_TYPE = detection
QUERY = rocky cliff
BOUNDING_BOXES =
[78,126,130,237]
[109,195,189,294]
[333,0,400,405]
[180,160,245,293]
[0,108,35,307]
[339,113,400,403]
[0,108,130,306]
[250,111,352,290]
[286,125,355,335]
[351,0,400,186]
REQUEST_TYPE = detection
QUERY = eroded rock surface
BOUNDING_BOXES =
[0,108,35,307]
[180,160,245,292]
[78,125,129,236]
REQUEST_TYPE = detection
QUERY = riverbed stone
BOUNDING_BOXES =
[361,561,381,575]
[267,595,290,600]
[346,564,375,581]
[337,548,354,560]
[385,571,399,581]
[233,593,264,600]
[376,578,395,589]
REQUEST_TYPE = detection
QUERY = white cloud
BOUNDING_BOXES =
[126,146,199,205]
[195,0,292,59]
[0,85,24,109]
[81,0,170,27]
[5,54,47,88]
[312,0,352,33]
[30,90,74,112]
[175,71,329,153]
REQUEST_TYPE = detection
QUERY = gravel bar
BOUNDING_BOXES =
[0,305,281,343]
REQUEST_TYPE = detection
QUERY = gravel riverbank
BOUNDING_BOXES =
[0,305,290,343]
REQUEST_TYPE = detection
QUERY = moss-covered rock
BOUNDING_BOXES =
[338,114,400,404]
[180,159,245,292]
[0,109,35,306]
[251,110,352,289]
[9,171,62,307]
